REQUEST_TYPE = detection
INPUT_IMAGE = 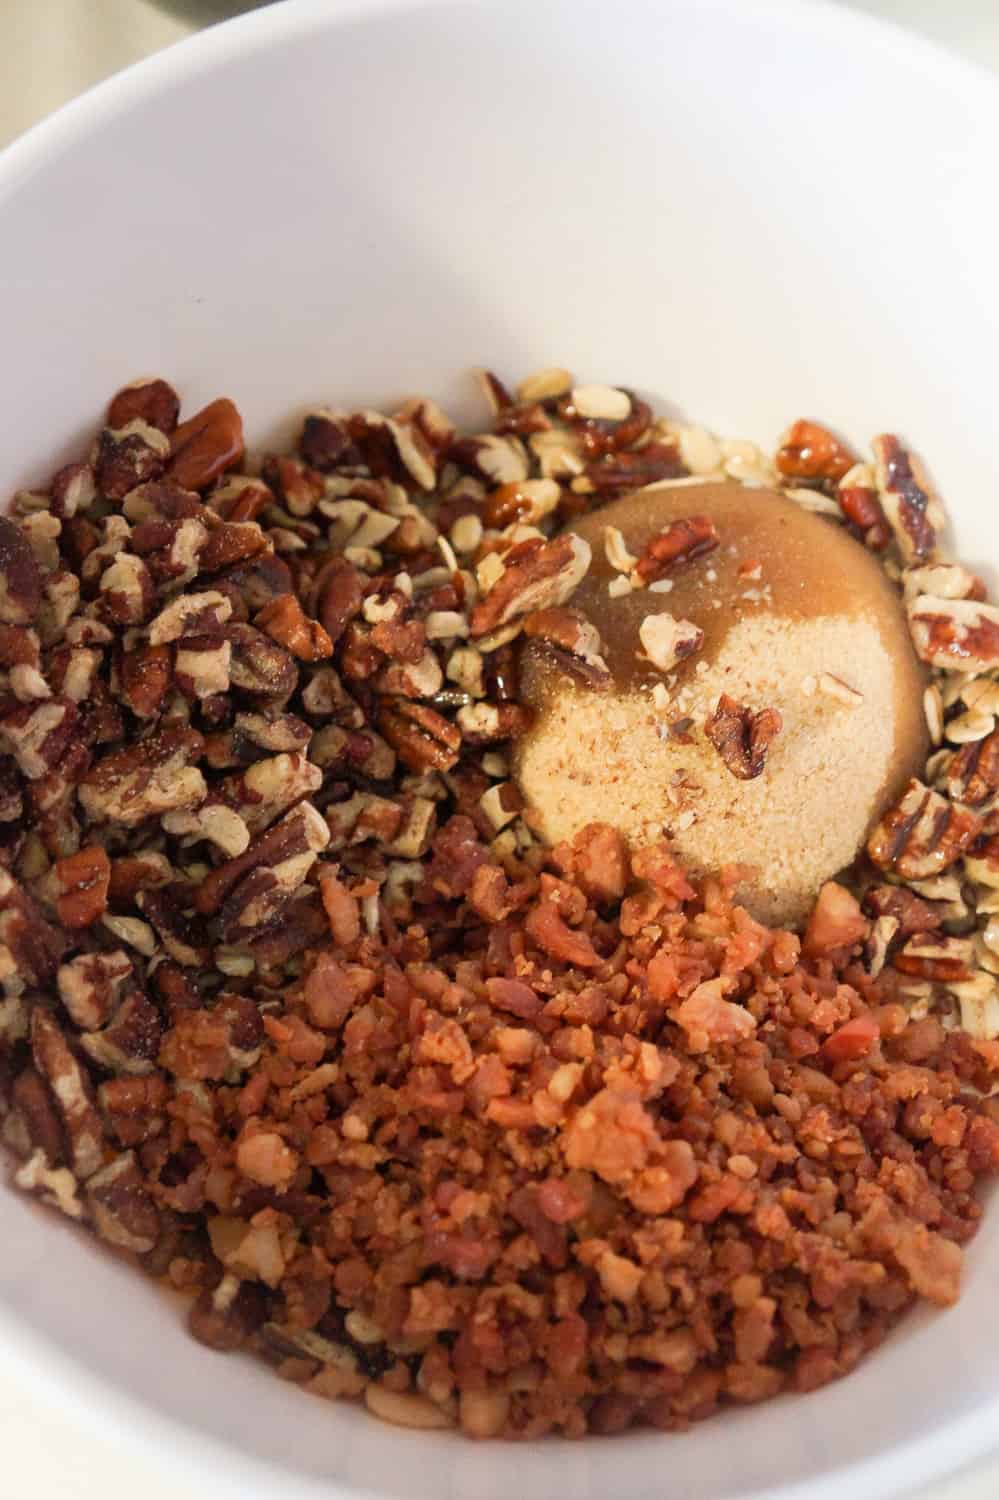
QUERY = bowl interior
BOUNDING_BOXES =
[2,2,999,1497]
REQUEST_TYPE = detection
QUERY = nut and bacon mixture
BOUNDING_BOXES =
[1,369,999,1438]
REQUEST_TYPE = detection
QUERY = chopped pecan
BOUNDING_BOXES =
[85,1152,161,1252]
[57,949,132,1031]
[107,378,180,435]
[907,596,999,674]
[162,800,250,857]
[93,420,170,500]
[233,711,311,754]
[175,635,232,699]
[638,613,704,674]
[148,589,232,646]
[902,562,985,604]
[79,721,206,826]
[138,883,212,967]
[31,1010,104,1180]
[894,935,973,982]
[776,420,855,483]
[10,1067,65,1163]
[53,845,111,929]
[378,700,461,772]
[0,696,78,780]
[120,643,173,718]
[255,594,333,662]
[298,411,356,472]
[0,516,42,626]
[704,695,782,780]
[209,474,274,523]
[134,515,209,587]
[99,553,154,625]
[49,462,97,520]
[219,552,294,615]
[80,990,163,1076]
[945,728,999,807]
[377,649,443,700]
[221,752,322,835]
[455,702,530,743]
[522,607,611,690]
[872,434,945,563]
[167,398,244,491]
[227,624,299,698]
[199,520,269,574]
[863,884,944,938]
[634,515,719,584]
[312,557,363,646]
[199,802,330,941]
[0,871,67,985]
[867,777,982,879]
[470,533,590,638]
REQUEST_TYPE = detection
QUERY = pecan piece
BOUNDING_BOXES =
[634,515,720,584]
[79,721,206,826]
[31,1010,104,1181]
[199,520,270,574]
[99,552,154,625]
[53,845,111,929]
[49,462,97,520]
[907,596,999,674]
[85,1152,161,1252]
[57,949,133,1031]
[638,613,704,673]
[167,398,244,491]
[863,884,944,939]
[299,411,356,472]
[867,777,982,879]
[313,556,363,645]
[94,420,170,500]
[776,420,855,483]
[522,607,611,690]
[255,594,332,662]
[227,624,299,698]
[945,728,999,807]
[0,516,42,625]
[455,702,530,743]
[704,695,782,780]
[0,695,78,780]
[893,934,973,983]
[378,700,461,772]
[0,871,66,985]
[148,589,232,645]
[583,441,685,494]
[203,802,329,941]
[469,533,591,638]
[107,378,180,434]
[871,434,945,563]
[120,643,173,718]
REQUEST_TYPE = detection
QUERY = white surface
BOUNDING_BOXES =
[1,1,999,1498]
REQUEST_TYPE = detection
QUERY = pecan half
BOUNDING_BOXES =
[167,398,244,491]
[633,515,719,584]
[776,420,855,484]
[378,700,461,772]
[867,777,982,879]
[872,434,945,563]
[704,695,782,780]
[470,533,590,638]
[907,596,999,674]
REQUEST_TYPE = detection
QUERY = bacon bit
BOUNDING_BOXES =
[822,1015,879,1064]
[803,882,868,958]
[525,898,601,969]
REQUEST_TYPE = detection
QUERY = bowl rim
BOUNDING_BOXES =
[3,0,999,1495]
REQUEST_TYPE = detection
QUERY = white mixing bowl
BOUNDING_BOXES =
[2,1,999,1496]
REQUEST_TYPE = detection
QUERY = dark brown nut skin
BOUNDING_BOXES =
[11,1067,65,1164]
[188,1280,269,1352]
[107,379,180,435]
[299,413,356,472]
[54,845,111,929]
[120,643,173,719]
[168,398,244,491]
[0,516,42,625]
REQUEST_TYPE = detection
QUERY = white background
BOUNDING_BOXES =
[0,0,997,1496]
